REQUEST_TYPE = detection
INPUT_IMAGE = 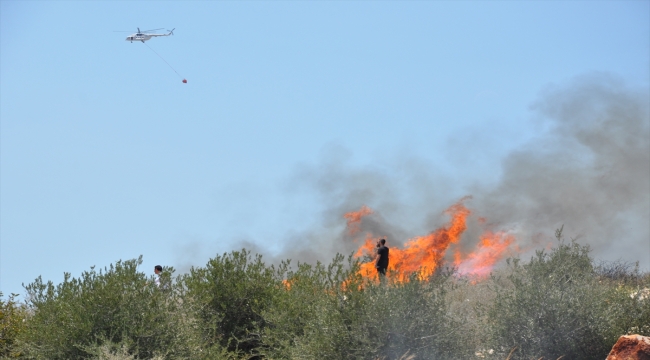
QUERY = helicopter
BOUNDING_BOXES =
[121,28,175,43]
[117,27,186,84]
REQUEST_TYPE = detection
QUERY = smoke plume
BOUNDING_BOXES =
[473,73,650,265]
[257,73,649,270]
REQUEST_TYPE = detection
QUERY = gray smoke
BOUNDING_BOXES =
[247,149,456,265]
[262,73,649,269]
[473,73,650,266]
[176,73,649,272]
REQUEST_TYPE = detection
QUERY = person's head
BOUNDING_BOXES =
[154,265,162,274]
[379,239,386,246]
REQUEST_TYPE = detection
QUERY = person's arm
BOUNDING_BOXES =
[375,248,382,267]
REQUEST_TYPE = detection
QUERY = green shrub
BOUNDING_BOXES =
[16,257,195,360]
[347,269,468,360]
[0,292,28,358]
[180,249,284,357]
[484,229,617,359]
[266,254,371,360]
[256,254,352,359]
[9,232,648,359]
[593,260,650,341]
[264,258,468,360]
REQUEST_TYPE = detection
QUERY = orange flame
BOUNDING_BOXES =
[343,205,373,235]
[282,279,292,290]
[455,231,515,278]
[349,198,516,283]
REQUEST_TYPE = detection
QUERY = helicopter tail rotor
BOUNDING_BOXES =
[168,28,175,36]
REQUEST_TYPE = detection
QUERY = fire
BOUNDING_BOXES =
[455,231,515,278]
[348,198,516,282]
[282,279,292,290]
[343,205,373,235]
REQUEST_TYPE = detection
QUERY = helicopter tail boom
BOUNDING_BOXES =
[148,29,175,38]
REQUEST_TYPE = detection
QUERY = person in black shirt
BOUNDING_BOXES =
[375,239,389,277]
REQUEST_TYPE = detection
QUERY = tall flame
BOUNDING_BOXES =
[348,198,515,282]
[343,205,373,236]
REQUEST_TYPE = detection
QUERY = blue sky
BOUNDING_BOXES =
[2,1,649,297]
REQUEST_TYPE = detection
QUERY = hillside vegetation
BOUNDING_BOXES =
[2,234,649,359]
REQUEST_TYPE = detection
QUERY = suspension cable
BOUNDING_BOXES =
[143,42,183,79]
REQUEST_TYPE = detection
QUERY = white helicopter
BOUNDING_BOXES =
[122,28,175,43]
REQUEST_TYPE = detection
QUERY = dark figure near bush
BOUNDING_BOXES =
[375,239,389,276]
[154,265,162,287]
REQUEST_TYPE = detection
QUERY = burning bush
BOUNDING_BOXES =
[10,235,650,359]
[350,198,518,284]
[268,265,469,359]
